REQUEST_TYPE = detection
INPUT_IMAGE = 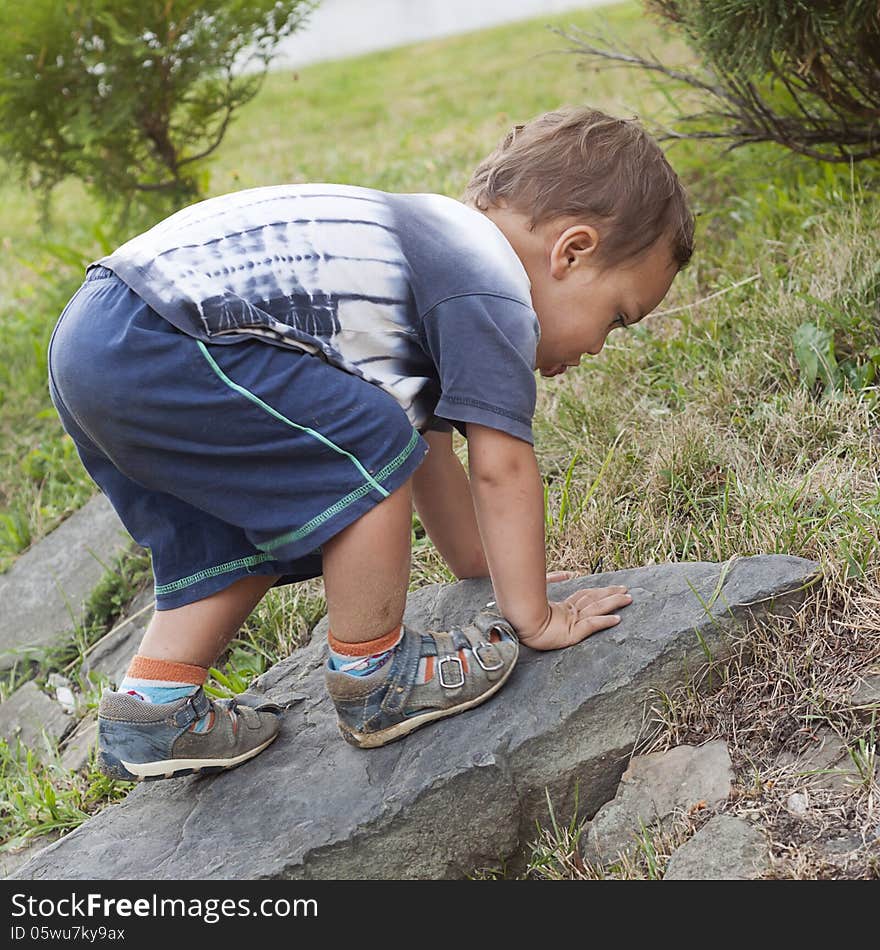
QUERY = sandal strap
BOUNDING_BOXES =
[434,630,465,690]
[378,617,516,715]
[379,625,426,715]
[171,687,211,727]
[474,613,517,640]
[454,625,503,671]
[381,626,470,714]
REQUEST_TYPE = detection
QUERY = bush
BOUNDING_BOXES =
[557,0,880,163]
[0,0,318,216]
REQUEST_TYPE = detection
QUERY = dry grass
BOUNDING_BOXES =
[634,562,880,879]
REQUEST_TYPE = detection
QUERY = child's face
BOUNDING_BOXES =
[529,223,678,377]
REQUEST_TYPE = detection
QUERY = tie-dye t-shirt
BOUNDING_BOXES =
[94,183,540,443]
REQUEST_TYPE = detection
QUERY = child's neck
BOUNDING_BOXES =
[470,202,548,280]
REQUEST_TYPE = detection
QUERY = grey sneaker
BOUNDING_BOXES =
[325,614,519,749]
[97,686,283,781]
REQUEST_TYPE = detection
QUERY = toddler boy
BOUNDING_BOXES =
[47,106,693,780]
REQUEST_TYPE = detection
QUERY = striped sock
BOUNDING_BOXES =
[117,655,213,734]
[328,625,403,677]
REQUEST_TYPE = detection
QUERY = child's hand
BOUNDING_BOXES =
[546,570,579,584]
[517,585,632,651]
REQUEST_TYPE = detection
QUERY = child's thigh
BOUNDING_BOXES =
[49,277,428,585]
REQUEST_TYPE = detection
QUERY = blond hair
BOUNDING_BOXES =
[463,106,694,270]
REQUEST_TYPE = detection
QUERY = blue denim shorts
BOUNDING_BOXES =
[47,267,428,609]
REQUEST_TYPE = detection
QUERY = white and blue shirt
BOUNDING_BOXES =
[95,183,540,442]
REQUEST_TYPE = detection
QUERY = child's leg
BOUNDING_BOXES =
[100,569,286,781]
[321,481,412,644]
[321,478,519,748]
[138,572,282,667]
[116,572,282,706]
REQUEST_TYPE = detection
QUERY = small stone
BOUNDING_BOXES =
[47,673,78,716]
[776,725,863,792]
[584,740,734,865]
[787,791,809,815]
[849,675,880,726]
[817,832,864,857]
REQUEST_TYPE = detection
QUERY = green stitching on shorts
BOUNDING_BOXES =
[154,351,423,597]
[153,428,421,594]
[155,553,276,595]
[196,340,388,498]
[255,427,421,553]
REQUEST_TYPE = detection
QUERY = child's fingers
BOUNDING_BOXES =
[546,570,579,583]
[569,611,622,645]
[563,586,632,613]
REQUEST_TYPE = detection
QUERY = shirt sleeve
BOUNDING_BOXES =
[421,293,538,444]
[421,414,454,434]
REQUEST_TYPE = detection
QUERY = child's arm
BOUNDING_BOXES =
[466,423,623,649]
[413,431,588,585]
[412,429,489,579]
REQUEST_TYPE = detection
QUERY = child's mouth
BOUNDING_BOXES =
[540,363,574,378]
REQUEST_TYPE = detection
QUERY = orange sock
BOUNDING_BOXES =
[327,625,403,676]
[118,654,207,704]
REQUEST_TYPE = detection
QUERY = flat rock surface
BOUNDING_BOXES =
[11,554,820,880]
[584,740,734,864]
[0,681,74,755]
[60,714,99,773]
[0,494,135,671]
[0,834,62,880]
[663,814,771,880]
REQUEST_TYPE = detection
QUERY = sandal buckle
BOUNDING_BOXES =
[437,655,465,689]
[474,641,503,672]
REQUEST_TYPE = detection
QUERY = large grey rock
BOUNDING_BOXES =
[0,835,62,880]
[663,814,771,880]
[11,554,820,881]
[81,588,155,688]
[583,740,734,864]
[0,681,75,754]
[60,714,99,772]
[0,494,135,671]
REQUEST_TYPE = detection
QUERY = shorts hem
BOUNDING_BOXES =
[153,559,323,610]
[151,432,428,610]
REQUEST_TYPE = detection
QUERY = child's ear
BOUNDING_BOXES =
[550,224,600,278]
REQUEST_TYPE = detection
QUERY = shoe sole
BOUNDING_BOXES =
[337,650,518,749]
[104,733,279,782]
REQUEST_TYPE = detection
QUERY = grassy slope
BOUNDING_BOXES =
[0,1,694,567]
[0,1,878,877]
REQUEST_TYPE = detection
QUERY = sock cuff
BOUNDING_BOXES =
[327,624,402,657]
[126,655,208,684]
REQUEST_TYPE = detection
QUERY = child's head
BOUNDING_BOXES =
[463,106,695,375]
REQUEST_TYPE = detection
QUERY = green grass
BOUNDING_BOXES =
[0,0,698,571]
[0,0,878,877]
